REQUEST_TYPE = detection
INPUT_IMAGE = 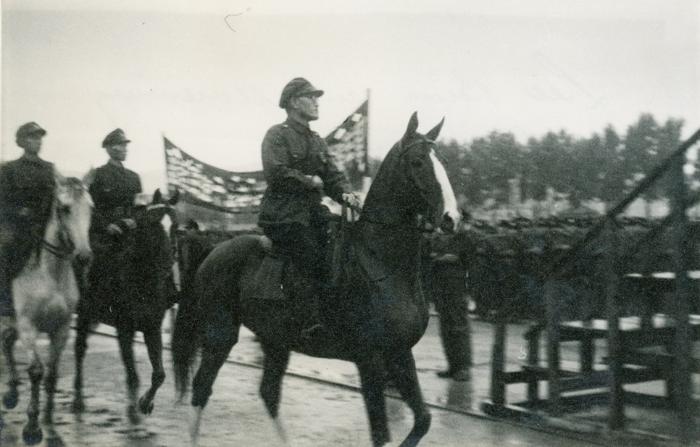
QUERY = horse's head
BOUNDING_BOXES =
[132,189,180,273]
[55,177,93,263]
[396,112,461,233]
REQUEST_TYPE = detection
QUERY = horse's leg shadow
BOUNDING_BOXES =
[71,313,91,413]
[357,353,391,447]
[1,319,20,409]
[259,341,291,443]
[138,326,165,415]
[384,350,431,447]
[116,327,141,425]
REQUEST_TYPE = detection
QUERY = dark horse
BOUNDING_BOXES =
[72,189,179,423]
[172,112,461,447]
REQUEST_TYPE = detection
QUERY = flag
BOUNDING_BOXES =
[325,99,368,190]
[163,137,266,214]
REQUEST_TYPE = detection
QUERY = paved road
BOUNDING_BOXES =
[0,318,606,447]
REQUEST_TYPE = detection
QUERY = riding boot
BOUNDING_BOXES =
[300,282,332,340]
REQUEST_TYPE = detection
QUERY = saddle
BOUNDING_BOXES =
[253,209,388,302]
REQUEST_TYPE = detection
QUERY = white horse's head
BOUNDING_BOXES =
[55,177,93,262]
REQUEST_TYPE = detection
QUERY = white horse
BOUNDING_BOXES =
[1,176,92,445]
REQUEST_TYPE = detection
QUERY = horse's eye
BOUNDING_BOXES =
[411,160,423,168]
[58,205,71,215]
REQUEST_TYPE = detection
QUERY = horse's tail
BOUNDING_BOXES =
[171,235,260,400]
[171,264,202,399]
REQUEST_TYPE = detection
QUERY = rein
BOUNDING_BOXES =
[41,238,75,259]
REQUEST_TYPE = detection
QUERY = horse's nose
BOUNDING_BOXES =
[439,212,456,234]
[76,249,93,265]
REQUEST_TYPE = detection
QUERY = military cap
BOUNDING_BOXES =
[102,128,131,148]
[279,77,324,109]
[16,122,47,140]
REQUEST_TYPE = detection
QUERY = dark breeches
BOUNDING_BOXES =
[432,263,472,370]
[263,222,327,281]
[0,224,38,317]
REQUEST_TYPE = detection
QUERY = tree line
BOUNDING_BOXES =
[370,113,689,213]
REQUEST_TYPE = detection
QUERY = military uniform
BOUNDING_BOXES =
[0,123,55,317]
[259,78,349,289]
[88,162,142,249]
[85,129,142,314]
[428,230,473,379]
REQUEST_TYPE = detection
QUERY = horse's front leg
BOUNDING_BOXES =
[138,325,166,415]
[357,353,391,447]
[71,313,91,413]
[384,350,431,447]
[1,316,20,409]
[116,327,141,424]
[17,320,43,445]
[44,323,70,425]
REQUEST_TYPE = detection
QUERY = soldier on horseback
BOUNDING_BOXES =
[258,77,360,337]
[84,128,142,319]
[0,122,55,321]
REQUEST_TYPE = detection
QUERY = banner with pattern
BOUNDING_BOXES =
[324,99,368,190]
[163,137,265,214]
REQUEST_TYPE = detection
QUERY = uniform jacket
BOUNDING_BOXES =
[0,155,55,231]
[259,118,349,227]
[0,155,56,280]
[89,162,142,236]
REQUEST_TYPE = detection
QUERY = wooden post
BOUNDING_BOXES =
[526,325,540,402]
[669,153,694,443]
[545,280,561,415]
[605,222,624,429]
[490,317,507,406]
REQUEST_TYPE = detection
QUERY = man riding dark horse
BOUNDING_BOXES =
[85,128,142,321]
[0,122,55,321]
[258,77,361,337]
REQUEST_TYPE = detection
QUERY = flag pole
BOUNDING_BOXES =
[362,88,372,196]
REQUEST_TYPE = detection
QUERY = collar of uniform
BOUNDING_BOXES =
[107,159,125,169]
[285,117,314,136]
[19,154,47,165]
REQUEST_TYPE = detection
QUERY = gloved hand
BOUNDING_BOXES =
[342,192,361,209]
[106,223,123,235]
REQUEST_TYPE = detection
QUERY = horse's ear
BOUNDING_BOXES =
[425,117,445,142]
[168,189,180,205]
[403,111,419,142]
[153,189,163,204]
[82,167,96,188]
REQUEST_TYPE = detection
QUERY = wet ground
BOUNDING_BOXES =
[0,312,697,446]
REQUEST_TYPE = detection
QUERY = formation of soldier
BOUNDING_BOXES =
[0,124,143,322]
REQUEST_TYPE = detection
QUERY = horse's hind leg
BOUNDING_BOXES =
[384,350,431,447]
[1,316,20,409]
[138,326,166,415]
[17,320,43,445]
[116,327,141,424]
[357,353,391,447]
[190,317,239,446]
[259,342,291,442]
[72,312,91,413]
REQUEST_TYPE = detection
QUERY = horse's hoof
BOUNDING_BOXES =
[47,436,66,447]
[3,389,18,409]
[138,396,154,415]
[71,399,85,413]
[22,424,43,445]
[127,405,142,425]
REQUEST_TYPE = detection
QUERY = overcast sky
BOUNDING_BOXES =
[2,0,698,192]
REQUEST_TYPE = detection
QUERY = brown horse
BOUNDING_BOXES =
[72,190,179,424]
[172,112,460,446]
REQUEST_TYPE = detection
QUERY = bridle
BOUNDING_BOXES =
[41,201,76,260]
[359,136,441,233]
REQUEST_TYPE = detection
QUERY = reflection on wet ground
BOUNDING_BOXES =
[1,313,694,446]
